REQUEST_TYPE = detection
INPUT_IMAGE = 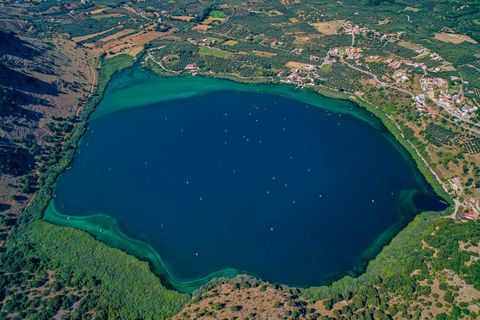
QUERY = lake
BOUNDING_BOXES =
[44,65,447,293]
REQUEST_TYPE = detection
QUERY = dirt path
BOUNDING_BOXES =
[147,53,180,74]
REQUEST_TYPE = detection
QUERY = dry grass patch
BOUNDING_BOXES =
[89,8,108,14]
[103,30,172,57]
[193,24,213,31]
[203,16,226,24]
[223,40,238,46]
[434,33,478,44]
[72,27,116,42]
[403,6,420,11]
[100,29,136,42]
[251,50,277,57]
[171,15,194,21]
[91,13,125,19]
[310,20,342,34]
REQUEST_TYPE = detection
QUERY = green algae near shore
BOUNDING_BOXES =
[44,65,447,293]
[43,200,243,293]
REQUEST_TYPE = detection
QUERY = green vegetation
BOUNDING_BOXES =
[2,0,480,317]
[1,54,189,318]
[199,47,233,58]
[210,10,226,18]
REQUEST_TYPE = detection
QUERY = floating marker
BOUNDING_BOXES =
[196,253,198,256]
[271,228,274,231]
[267,191,269,194]
[293,201,296,204]
[187,181,189,184]
[372,200,375,202]
[200,198,203,200]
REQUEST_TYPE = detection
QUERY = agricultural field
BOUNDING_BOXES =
[210,10,226,18]
[199,47,233,58]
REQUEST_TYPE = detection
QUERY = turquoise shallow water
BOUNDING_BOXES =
[45,66,447,293]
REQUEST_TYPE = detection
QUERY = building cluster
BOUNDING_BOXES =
[433,92,477,120]
[421,77,448,91]
[280,64,322,87]
[341,20,405,40]
[184,63,198,75]
[328,47,363,60]
[393,71,409,83]
[187,38,217,46]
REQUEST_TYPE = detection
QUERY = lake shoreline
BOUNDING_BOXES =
[43,61,450,293]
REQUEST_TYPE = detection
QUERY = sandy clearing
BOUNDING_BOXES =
[310,20,342,35]
[378,18,390,25]
[434,32,478,44]
[403,6,420,12]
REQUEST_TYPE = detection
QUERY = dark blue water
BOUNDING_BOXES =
[53,90,445,287]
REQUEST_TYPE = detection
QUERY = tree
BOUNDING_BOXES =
[443,291,454,304]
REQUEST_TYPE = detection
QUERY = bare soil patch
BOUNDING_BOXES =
[310,20,342,35]
[378,18,390,25]
[89,8,108,14]
[434,32,478,44]
[103,30,172,57]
